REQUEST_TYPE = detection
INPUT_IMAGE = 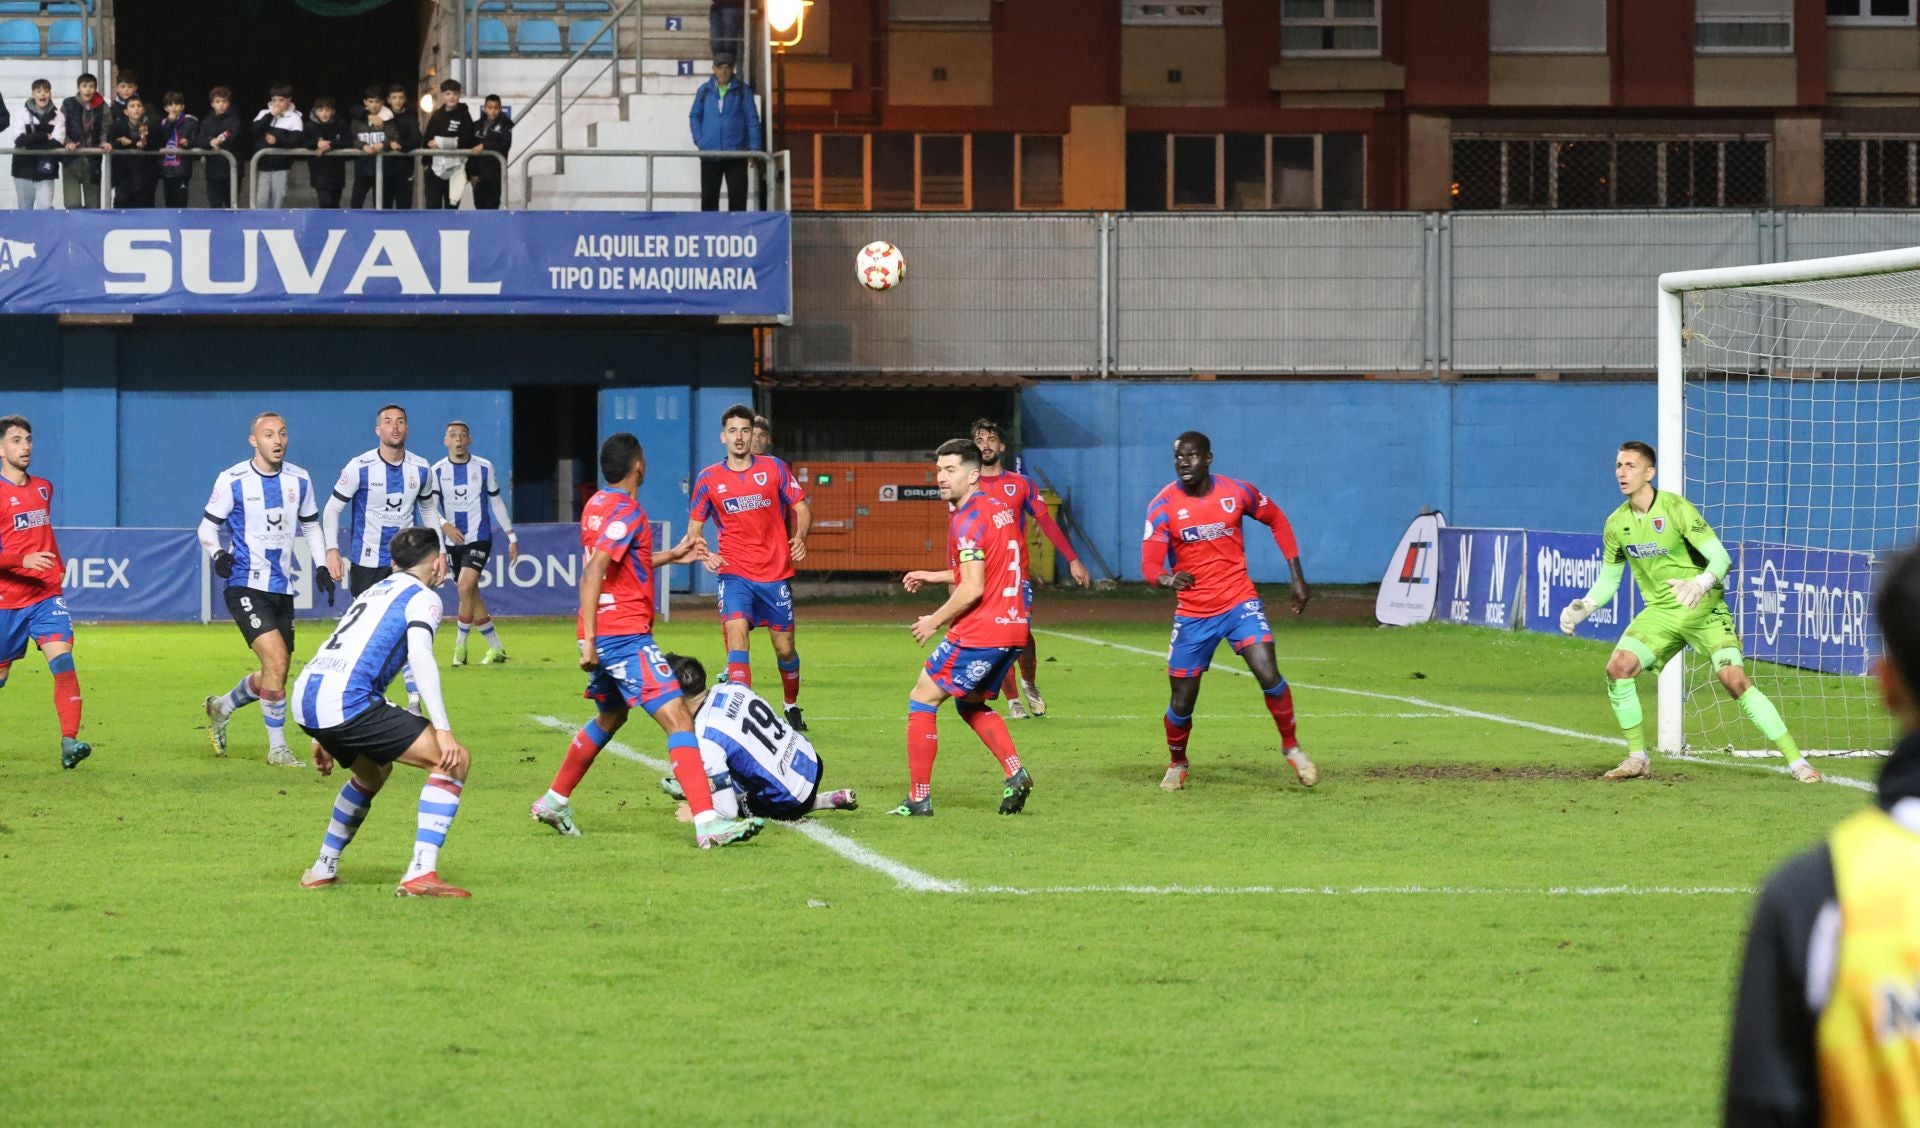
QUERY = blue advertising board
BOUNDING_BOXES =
[55,528,203,622]
[0,211,789,318]
[1522,529,1641,643]
[1728,542,1877,677]
[1434,527,1525,629]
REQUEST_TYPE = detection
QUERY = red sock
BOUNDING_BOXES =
[960,703,1022,776]
[1000,666,1021,702]
[1164,710,1192,764]
[1264,685,1298,750]
[53,669,82,739]
[668,734,715,815]
[907,706,939,800]
[1018,642,1037,685]
[726,649,752,688]
[550,724,607,797]
[779,668,800,707]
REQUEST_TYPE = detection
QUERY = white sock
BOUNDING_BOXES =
[456,621,471,646]
[1630,750,1651,762]
[543,788,569,807]
[693,808,719,826]
[477,619,502,650]
[404,773,463,881]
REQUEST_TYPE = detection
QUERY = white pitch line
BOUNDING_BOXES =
[957,883,1752,897]
[1035,628,1878,794]
[781,712,1457,723]
[529,714,962,891]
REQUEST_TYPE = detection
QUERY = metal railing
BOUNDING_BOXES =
[0,146,242,208]
[506,0,644,173]
[519,148,786,211]
[246,148,508,209]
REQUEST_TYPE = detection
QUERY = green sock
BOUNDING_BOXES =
[1738,686,1802,761]
[1607,678,1647,754]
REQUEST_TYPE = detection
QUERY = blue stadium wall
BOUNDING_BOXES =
[1023,380,1659,584]
[0,319,755,593]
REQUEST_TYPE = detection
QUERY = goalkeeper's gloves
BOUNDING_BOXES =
[1666,571,1717,610]
[212,549,234,579]
[1559,598,1596,635]
[314,565,337,606]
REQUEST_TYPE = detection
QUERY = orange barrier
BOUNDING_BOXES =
[793,461,951,574]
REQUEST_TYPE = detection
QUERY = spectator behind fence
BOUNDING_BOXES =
[157,92,196,208]
[349,87,387,209]
[423,78,473,210]
[689,54,761,212]
[307,95,348,208]
[709,0,744,62]
[381,83,420,209]
[468,94,510,211]
[107,93,159,207]
[251,82,304,209]
[12,79,65,210]
[193,86,244,209]
[110,69,139,123]
[60,73,106,209]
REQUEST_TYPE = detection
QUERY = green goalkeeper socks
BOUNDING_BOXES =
[1607,678,1647,754]
[1737,686,1802,760]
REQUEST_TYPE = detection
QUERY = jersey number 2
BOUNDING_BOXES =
[326,603,368,649]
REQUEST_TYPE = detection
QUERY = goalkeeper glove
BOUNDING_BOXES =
[212,549,234,579]
[1666,572,1717,610]
[1559,598,1596,635]
[314,566,337,607]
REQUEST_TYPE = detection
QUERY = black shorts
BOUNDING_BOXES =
[225,587,295,648]
[448,540,492,575]
[742,757,821,822]
[349,563,388,597]
[299,701,429,769]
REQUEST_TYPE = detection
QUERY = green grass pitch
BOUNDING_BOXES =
[0,591,1883,1124]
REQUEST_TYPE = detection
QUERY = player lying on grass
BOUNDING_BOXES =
[655,653,856,820]
[895,438,1035,818]
[291,527,473,898]
[1142,431,1315,793]
[529,432,763,848]
[1561,441,1817,783]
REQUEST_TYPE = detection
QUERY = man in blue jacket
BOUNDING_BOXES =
[688,53,762,212]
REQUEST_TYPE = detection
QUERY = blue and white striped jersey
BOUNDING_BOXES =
[200,460,324,594]
[292,573,443,729]
[324,449,443,568]
[430,455,514,545]
[697,683,819,812]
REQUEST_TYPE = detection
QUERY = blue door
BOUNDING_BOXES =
[600,385,697,593]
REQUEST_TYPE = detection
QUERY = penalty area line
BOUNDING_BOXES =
[1035,629,1876,795]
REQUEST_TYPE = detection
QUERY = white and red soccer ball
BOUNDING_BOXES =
[857,240,906,291]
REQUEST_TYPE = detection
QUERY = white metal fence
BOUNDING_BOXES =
[774,210,1920,376]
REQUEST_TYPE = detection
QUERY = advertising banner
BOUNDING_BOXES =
[0,211,790,318]
[1523,529,1641,643]
[1729,542,1877,677]
[54,528,203,622]
[1375,511,1446,626]
[1434,527,1525,629]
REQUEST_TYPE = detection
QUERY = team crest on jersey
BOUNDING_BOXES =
[36,485,49,501]
[754,471,768,486]
[1003,483,1017,497]
[1651,516,1666,533]
[1221,497,1237,514]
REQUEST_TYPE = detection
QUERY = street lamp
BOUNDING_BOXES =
[767,0,812,48]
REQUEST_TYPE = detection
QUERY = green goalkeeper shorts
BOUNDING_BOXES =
[1618,604,1743,673]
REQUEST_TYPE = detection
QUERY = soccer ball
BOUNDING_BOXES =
[857,241,906,291]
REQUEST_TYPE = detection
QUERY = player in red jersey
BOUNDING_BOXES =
[0,416,88,769]
[687,404,813,729]
[894,438,1035,817]
[529,432,762,848]
[1142,431,1315,792]
[971,418,1091,719]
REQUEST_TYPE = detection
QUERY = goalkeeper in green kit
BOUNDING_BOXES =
[1560,441,1820,784]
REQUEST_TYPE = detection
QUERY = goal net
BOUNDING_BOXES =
[1659,250,1918,758]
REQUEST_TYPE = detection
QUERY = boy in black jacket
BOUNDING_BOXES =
[421,78,474,209]
[12,79,65,210]
[106,92,160,207]
[251,82,304,208]
[156,91,197,208]
[60,73,106,209]
[306,95,349,208]
[193,85,245,208]
[380,83,420,209]
[468,94,511,210]
[348,87,388,208]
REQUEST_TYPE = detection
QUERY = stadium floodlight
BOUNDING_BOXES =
[1656,246,1920,759]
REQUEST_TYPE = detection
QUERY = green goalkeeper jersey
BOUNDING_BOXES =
[1590,490,1732,614]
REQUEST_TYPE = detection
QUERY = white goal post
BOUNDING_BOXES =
[1655,247,1919,757]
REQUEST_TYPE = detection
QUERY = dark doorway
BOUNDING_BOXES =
[113,0,420,127]
[766,388,1021,462]
[513,384,598,524]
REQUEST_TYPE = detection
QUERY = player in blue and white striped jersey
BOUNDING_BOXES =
[292,527,472,898]
[656,653,857,821]
[321,403,446,713]
[431,421,518,667]
[197,412,337,767]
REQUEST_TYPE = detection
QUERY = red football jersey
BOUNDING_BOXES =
[946,489,1029,648]
[0,474,62,610]
[1142,475,1299,619]
[579,488,656,638]
[978,469,1047,579]
[689,455,807,583]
